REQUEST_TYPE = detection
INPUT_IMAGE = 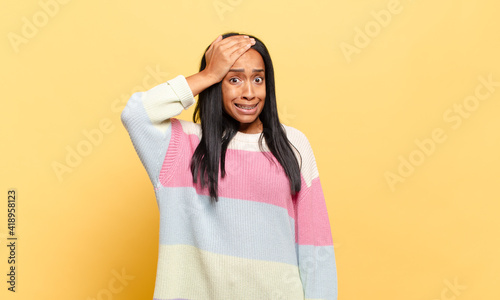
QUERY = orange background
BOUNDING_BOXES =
[1,0,499,299]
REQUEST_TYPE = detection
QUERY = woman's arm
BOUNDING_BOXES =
[186,69,218,97]
[120,74,195,188]
[120,34,255,188]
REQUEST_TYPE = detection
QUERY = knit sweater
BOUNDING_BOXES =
[120,74,338,300]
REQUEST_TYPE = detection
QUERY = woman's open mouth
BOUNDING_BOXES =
[234,102,258,114]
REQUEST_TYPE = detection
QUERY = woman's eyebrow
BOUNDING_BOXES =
[228,68,264,72]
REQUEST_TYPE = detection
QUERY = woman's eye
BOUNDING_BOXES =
[229,77,263,84]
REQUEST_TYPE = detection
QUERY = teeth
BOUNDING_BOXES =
[235,103,257,110]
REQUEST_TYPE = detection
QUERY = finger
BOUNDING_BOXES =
[226,38,254,56]
[237,42,253,56]
[226,37,253,51]
[217,34,250,49]
[226,43,252,64]
[207,35,222,52]
[214,34,223,44]
[206,35,222,58]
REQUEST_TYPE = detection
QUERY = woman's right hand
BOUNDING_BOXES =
[203,34,256,83]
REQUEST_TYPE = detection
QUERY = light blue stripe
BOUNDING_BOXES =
[156,186,298,266]
[297,244,338,300]
[121,92,172,188]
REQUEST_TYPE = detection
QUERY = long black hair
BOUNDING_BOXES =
[190,32,302,203]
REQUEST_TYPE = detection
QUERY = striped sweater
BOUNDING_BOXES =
[120,74,338,300]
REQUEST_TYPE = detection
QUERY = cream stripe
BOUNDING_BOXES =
[153,244,305,300]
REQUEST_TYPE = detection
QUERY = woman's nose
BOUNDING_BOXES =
[241,81,255,100]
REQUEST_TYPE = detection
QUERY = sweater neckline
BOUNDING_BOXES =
[233,130,263,143]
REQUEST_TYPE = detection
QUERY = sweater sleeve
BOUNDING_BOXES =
[120,74,195,188]
[294,136,338,300]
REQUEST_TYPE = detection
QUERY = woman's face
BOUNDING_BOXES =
[221,48,266,134]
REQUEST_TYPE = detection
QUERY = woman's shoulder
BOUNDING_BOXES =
[281,123,313,153]
[281,123,320,185]
[171,118,202,137]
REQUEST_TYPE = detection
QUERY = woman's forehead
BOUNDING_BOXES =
[232,49,265,69]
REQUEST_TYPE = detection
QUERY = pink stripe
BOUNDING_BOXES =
[294,176,334,246]
[159,118,296,218]
[159,118,184,186]
[159,118,334,246]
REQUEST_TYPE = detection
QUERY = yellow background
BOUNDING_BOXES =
[1,0,499,299]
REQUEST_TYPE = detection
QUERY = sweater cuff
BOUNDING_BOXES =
[167,75,195,109]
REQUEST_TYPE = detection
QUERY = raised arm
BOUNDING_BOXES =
[120,34,256,188]
[120,74,196,188]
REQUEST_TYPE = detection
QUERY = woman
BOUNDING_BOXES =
[121,32,338,300]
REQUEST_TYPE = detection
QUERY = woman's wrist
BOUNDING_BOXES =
[186,70,218,97]
[200,69,220,86]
